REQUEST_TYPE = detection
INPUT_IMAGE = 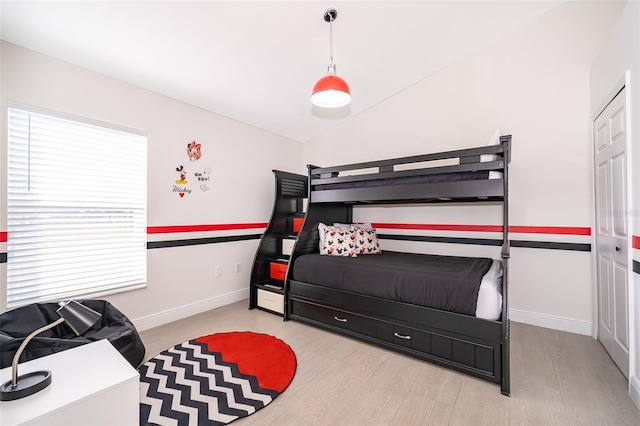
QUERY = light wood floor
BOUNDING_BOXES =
[139,300,640,425]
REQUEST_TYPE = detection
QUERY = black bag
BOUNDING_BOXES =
[0,299,145,368]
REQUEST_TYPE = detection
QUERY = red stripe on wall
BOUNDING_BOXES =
[372,223,503,233]
[371,223,591,236]
[633,235,640,250]
[147,223,268,234]
[0,224,595,239]
[509,226,591,236]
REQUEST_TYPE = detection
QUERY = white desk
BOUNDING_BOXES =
[0,339,139,425]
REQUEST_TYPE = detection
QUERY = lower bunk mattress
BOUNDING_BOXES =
[292,251,503,320]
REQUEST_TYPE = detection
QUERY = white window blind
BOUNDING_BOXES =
[7,107,147,308]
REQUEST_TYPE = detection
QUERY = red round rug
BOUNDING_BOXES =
[139,331,296,425]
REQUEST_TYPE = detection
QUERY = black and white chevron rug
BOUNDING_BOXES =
[139,331,297,426]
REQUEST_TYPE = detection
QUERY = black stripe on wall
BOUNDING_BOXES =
[147,234,262,249]
[378,234,502,246]
[0,233,595,262]
[511,240,591,252]
[634,260,640,275]
[378,234,591,252]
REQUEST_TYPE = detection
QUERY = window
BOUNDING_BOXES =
[6,107,147,308]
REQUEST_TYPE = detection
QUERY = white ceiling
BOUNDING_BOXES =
[1,1,565,143]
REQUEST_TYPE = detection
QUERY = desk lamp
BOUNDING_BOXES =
[0,300,102,401]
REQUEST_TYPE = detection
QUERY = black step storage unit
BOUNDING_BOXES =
[249,170,307,316]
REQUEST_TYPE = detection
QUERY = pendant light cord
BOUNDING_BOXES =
[329,14,334,66]
[327,11,337,75]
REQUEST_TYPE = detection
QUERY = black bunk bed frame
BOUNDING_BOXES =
[285,135,511,395]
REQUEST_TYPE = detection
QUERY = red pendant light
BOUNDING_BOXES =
[311,8,351,108]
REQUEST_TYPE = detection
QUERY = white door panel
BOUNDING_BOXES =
[595,121,607,153]
[594,87,629,379]
[596,163,610,235]
[609,105,625,141]
[613,261,628,349]
[611,153,627,237]
[599,255,612,335]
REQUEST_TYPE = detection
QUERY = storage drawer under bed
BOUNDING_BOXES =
[290,299,377,338]
[289,295,499,381]
[376,322,496,377]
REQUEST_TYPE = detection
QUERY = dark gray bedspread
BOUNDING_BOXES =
[292,251,492,316]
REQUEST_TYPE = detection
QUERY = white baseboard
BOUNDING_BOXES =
[132,288,249,332]
[631,376,640,411]
[131,292,592,335]
[509,308,592,336]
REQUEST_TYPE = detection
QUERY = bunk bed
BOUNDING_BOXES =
[285,135,511,395]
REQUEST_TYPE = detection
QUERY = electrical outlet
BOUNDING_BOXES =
[215,265,222,277]
[235,263,241,273]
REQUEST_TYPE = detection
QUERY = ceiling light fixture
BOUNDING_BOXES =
[311,8,351,108]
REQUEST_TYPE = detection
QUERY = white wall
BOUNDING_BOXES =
[590,0,640,409]
[0,41,305,328]
[0,0,630,345]
[304,0,625,335]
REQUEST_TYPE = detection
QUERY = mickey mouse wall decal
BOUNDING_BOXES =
[175,165,188,184]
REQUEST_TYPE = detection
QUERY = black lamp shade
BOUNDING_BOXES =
[57,301,102,335]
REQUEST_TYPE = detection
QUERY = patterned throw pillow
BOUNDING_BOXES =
[320,227,358,257]
[352,226,382,255]
[318,222,342,251]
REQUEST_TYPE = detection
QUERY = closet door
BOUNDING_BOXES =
[594,87,629,379]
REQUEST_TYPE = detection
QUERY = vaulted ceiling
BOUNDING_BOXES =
[1,1,565,142]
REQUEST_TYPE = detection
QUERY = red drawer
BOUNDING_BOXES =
[270,262,287,281]
[292,217,303,233]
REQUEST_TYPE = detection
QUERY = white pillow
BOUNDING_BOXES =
[317,222,334,250]
[352,226,382,255]
[333,222,373,230]
[480,130,502,163]
[475,259,503,320]
[331,223,353,231]
[319,225,357,257]
[321,223,381,255]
